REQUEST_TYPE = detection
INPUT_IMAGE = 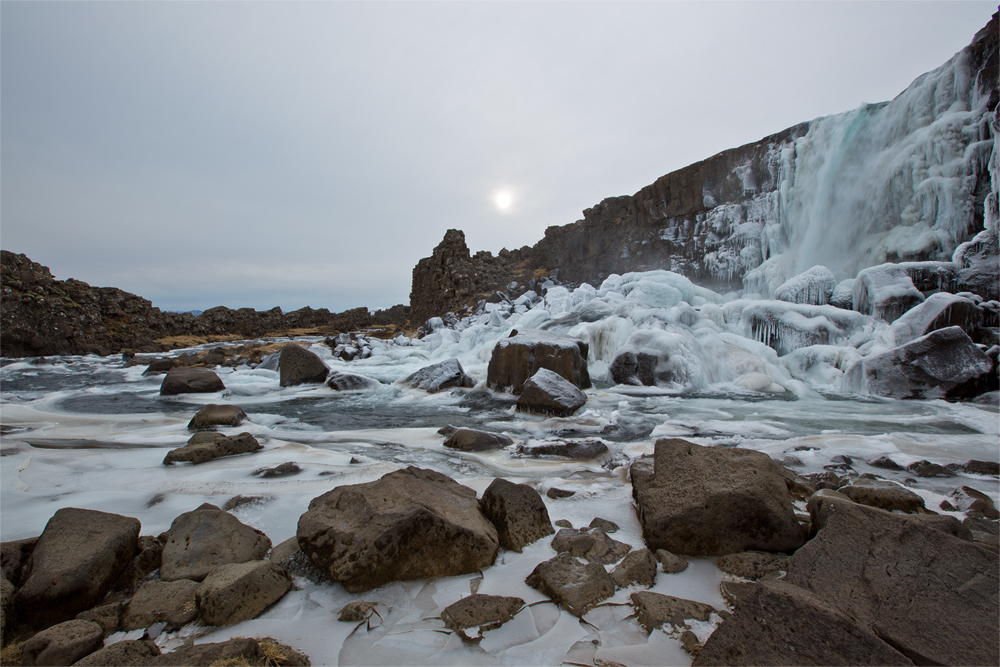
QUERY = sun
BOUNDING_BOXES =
[495,192,512,210]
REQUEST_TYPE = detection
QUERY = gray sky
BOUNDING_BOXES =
[2,1,995,313]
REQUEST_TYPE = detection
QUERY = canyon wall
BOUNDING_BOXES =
[411,12,998,323]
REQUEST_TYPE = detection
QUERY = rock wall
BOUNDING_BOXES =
[1,251,408,358]
[410,12,998,322]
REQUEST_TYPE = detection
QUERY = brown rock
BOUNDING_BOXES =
[693,581,913,666]
[630,591,715,632]
[187,404,247,430]
[15,508,139,629]
[443,428,513,452]
[278,344,329,387]
[525,552,614,617]
[163,431,262,465]
[713,551,789,580]
[610,548,657,588]
[20,619,104,666]
[1,537,37,586]
[74,602,123,637]
[479,478,554,552]
[839,477,926,513]
[196,560,291,626]
[159,367,225,395]
[441,594,524,639]
[338,600,378,622]
[631,439,804,556]
[159,504,271,582]
[400,358,475,393]
[297,467,498,592]
[72,639,161,666]
[654,549,689,573]
[487,330,591,393]
[122,580,199,631]
[551,527,631,565]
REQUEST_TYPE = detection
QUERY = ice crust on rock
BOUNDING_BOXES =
[888,291,983,346]
[774,265,837,305]
[740,301,872,356]
[852,264,926,323]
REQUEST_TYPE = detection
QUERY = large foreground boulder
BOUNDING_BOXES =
[631,439,804,556]
[159,504,271,582]
[163,432,262,465]
[479,478,554,552]
[843,326,994,399]
[785,494,999,666]
[515,368,587,417]
[159,367,225,396]
[297,467,499,592]
[400,358,475,392]
[15,508,140,628]
[487,330,591,393]
[693,580,913,666]
[279,344,329,387]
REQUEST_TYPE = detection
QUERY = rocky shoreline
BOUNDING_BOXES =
[2,336,998,665]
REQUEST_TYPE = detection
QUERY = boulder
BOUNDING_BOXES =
[906,459,955,477]
[515,369,587,417]
[551,527,631,565]
[786,494,999,666]
[147,637,265,666]
[949,485,1000,520]
[1,576,14,641]
[15,508,139,629]
[196,560,291,626]
[142,358,181,375]
[297,467,499,592]
[487,330,591,393]
[524,552,614,617]
[693,581,913,666]
[159,505,271,582]
[441,594,524,640]
[630,591,715,633]
[631,439,805,556]
[278,344,329,387]
[187,404,247,430]
[853,263,926,322]
[253,461,301,478]
[588,517,619,533]
[443,428,513,452]
[610,548,657,589]
[113,535,165,595]
[326,372,381,392]
[400,358,475,393]
[514,439,609,460]
[838,478,926,513]
[1,536,36,586]
[843,326,994,399]
[479,478,554,552]
[163,432,262,465]
[714,551,789,580]
[889,292,983,346]
[73,639,161,666]
[74,602,123,637]
[159,367,225,396]
[121,579,200,631]
[19,619,104,666]
[655,549,689,574]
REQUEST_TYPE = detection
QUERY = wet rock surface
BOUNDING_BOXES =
[630,591,716,632]
[443,428,514,452]
[551,527,631,565]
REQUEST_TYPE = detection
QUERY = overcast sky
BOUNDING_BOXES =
[2,1,995,313]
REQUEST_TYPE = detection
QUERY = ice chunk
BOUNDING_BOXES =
[829,280,855,310]
[774,265,836,306]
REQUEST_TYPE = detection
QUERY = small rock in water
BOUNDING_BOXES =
[253,461,302,478]
[551,527,631,565]
[163,432,262,465]
[400,358,475,393]
[525,552,614,617]
[554,519,573,528]
[547,487,575,499]
[338,600,379,622]
[441,594,524,640]
[588,517,619,533]
[443,428,513,452]
[630,591,716,632]
[159,367,225,396]
[655,549,689,574]
[222,495,270,511]
[906,460,955,478]
[278,344,329,387]
[610,548,657,589]
[869,456,904,470]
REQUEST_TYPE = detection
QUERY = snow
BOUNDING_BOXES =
[889,292,982,346]
[773,265,836,305]
[853,264,926,322]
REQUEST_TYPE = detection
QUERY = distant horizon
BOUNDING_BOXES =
[2,2,995,312]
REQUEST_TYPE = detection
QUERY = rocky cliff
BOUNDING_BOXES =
[1,251,408,358]
[411,12,998,323]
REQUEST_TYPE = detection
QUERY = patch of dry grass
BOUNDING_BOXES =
[155,334,243,347]
[0,642,23,666]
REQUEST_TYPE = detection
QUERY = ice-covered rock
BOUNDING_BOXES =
[325,372,381,392]
[829,279,855,310]
[780,344,864,388]
[515,368,587,417]
[843,326,994,399]
[740,301,871,355]
[296,467,498,592]
[774,265,836,305]
[954,212,999,301]
[487,330,591,393]
[888,292,983,346]
[399,358,475,393]
[852,264,925,322]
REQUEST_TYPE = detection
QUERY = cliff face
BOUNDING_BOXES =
[0,251,409,357]
[410,12,998,323]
